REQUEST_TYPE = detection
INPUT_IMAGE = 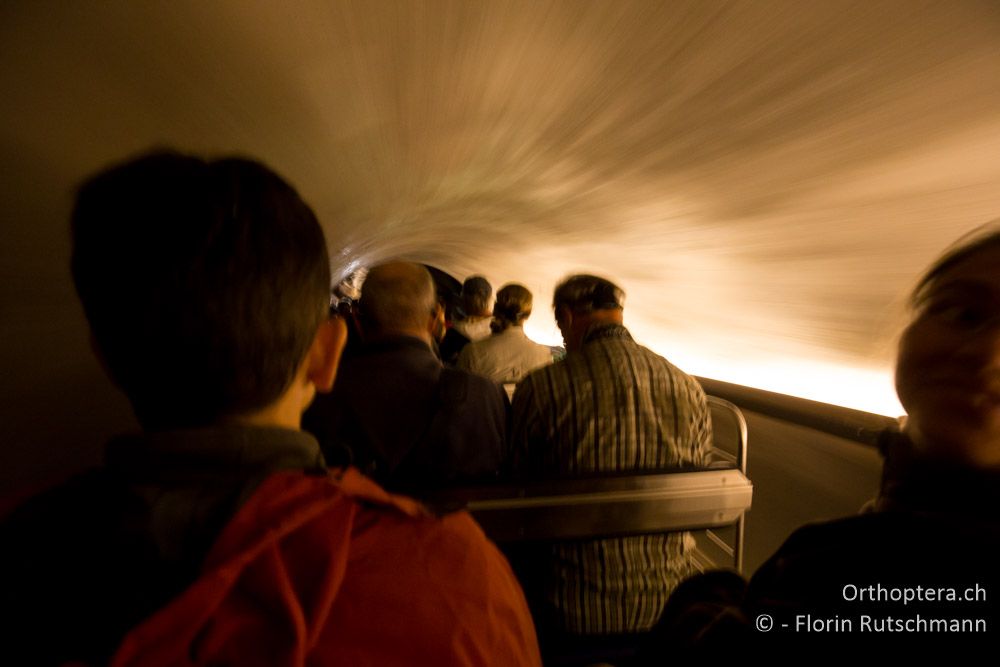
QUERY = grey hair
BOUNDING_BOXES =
[359,262,437,333]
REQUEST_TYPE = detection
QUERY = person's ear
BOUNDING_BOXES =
[557,305,573,330]
[428,302,445,337]
[306,316,348,393]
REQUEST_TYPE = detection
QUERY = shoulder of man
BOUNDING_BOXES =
[438,365,506,404]
[112,468,541,666]
[0,468,152,665]
[630,342,704,387]
[516,352,569,393]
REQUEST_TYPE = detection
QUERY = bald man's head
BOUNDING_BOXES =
[359,262,438,341]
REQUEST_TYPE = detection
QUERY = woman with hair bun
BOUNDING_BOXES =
[457,283,554,389]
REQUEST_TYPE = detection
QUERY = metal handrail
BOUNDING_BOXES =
[705,395,750,572]
[698,376,897,447]
[706,395,749,476]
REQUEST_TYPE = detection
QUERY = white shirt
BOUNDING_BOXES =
[452,316,493,342]
[456,326,553,385]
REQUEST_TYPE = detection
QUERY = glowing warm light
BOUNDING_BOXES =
[524,319,903,417]
[663,349,904,418]
[4,1,1000,476]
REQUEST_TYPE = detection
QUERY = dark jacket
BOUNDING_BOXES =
[0,427,327,666]
[438,327,471,365]
[644,430,1000,656]
[303,336,508,494]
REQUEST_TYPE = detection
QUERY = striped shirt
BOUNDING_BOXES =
[511,323,711,634]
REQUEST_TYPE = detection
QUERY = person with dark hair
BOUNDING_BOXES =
[648,222,1000,654]
[457,283,553,386]
[303,261,509,496]
[423,264,462,351]
[511,274,712,645]
[439,275,494,364]
[0,152,540,666]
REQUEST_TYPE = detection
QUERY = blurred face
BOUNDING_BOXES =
[555,306,569,345]
[555,305,582,352]
[895,242,1000,468]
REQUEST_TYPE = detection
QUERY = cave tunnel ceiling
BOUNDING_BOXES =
[4,1,1000,416]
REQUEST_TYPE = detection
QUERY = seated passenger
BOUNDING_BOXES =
[510,275,712,641]
[303,262,508,495]
[439,275,494,364]
[649,223,1000,653]
[0,152,540,666]
[457,283,554,386]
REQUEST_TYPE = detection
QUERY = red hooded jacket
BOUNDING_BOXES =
[110,468,541,666]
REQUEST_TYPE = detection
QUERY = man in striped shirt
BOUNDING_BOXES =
[511,274,712,639]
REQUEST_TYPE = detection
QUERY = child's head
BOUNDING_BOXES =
[71,151,333,429]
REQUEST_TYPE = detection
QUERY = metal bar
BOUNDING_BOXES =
[706,395,749,475]
[466,475,752,511]
[699,376,898,447]
[735,512,745,573]
[705,395,750,571]
[704,529,735,558]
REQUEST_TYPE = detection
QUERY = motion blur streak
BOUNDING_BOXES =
[3,1,1000,497]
